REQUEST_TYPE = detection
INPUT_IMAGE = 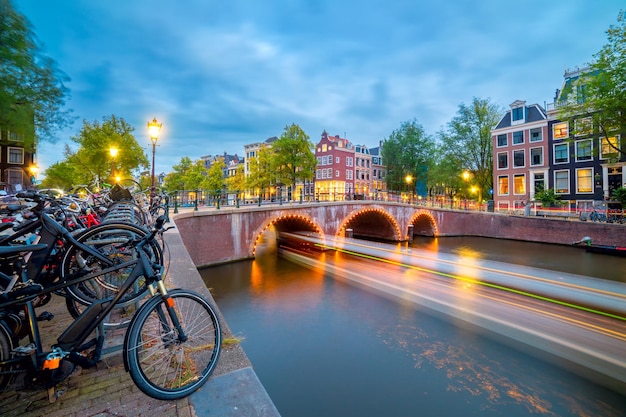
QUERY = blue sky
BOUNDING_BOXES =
[15,0,623,175]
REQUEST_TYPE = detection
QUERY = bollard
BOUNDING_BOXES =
[258,195,262,206]
[173,191,179,214]
[194,190,198,211]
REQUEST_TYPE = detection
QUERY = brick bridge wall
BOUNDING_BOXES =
[173,202,626,267]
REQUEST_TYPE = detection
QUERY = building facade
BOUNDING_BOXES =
[0,126,37,193]
[491,100,549,211]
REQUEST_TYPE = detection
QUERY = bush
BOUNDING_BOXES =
[534,188,561,207]
[611,187,626,206]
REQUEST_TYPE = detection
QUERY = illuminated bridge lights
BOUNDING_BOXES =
[337,207,402,240]
[252,213,324,256]
[409,210,439,237]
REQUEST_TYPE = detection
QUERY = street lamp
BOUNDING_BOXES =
[29,165,38,188]
[405,174,413,204]
[147,117,162,204]
[109,147,118,182]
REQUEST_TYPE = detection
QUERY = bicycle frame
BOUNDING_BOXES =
[0,221,176,376]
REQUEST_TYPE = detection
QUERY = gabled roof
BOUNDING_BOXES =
[494,102,547,130]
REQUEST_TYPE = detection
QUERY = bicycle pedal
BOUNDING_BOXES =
[37,311,55,321]
[13,343,37,355]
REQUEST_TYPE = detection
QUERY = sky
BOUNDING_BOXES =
[14,0,624,176]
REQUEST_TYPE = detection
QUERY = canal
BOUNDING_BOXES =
[200,236,626,417]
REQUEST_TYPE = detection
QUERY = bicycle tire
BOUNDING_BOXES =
[0,321,15,390]
[123,289,221,400]
[61,222,163,308]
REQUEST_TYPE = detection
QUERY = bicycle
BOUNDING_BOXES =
[0,215,222,400]
[0,191,163,327]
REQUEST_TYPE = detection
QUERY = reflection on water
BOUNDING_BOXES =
[201,236,626,417]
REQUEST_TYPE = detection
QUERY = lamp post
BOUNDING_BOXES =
[147,118,162,205]
[28,165,38,188]
[109,147,118,183]
[405,174,413,204]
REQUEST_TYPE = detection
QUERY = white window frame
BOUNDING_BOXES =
[497,152,508,170]
[513,174,526,195]
[553,143,569,164]
[529,147,543,167]
[7,147,24,164]
[554,170,570,194]
[553,122,569,140]
[575,138,593,162]
[576,168,593,194]
[513,149,525,168]
[600,135,619,160]
[529,127,543,142]
[497,175,509,196]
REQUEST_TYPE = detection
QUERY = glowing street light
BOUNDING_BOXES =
[109,147,119,181]
[147,117,162,204]
[405,174,414,204]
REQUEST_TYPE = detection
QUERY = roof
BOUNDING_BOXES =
[494,102,547,130]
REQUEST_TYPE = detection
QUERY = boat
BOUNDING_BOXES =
[572,236,626,257]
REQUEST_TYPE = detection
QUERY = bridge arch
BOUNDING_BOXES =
[251,213,324,256]
[337,206,401,241]
[408,210,438,237]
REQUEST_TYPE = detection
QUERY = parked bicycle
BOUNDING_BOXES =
[0,191,163,327]
[0,215,222,400]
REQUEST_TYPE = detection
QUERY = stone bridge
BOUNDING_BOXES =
[173,202,626,267]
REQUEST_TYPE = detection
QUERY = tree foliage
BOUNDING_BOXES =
[245,145,275,192]
[438,97,502,202]
[558,11,626,157]
[0,0,73,144]
[42,115,149,188]
[272,123,316,191]
[382,119,435,191]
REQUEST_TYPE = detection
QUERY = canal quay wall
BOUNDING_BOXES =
[173,203,626,267]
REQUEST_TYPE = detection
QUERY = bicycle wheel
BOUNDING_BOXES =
[0,321,15,390]
[123,289,221,400]
[61,222,163,308]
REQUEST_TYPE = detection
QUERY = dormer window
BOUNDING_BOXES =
[512,107,524,122]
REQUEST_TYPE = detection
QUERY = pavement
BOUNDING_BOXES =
[0,217,281,417]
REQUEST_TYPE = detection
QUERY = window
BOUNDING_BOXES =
[530,147,543,166]
[513,174,525,195]
[497,134,507,147]
[600,136,619,159]
[346,169,353,180]
[326,168,332,178]
[513,131,524,145]
[336,156,340,163]
[316,169,321,180]
[335,170,339,178]
[553,122,569,139]
[321,144,327,152]
[530,128,542,142]
[512,107,524,122]
[498,176,509,195]
[8,131,24,142]
[533,173,545,194]
[575,117,592,136]
[513,149,525,167]
[6,168,24,186]
[555,170,569,194]
[346,157,353,167]
[497,152,508,169]
[554,143,569,164]
[575,139,592,162]
[8,147,24,164]
[576,168,593,193]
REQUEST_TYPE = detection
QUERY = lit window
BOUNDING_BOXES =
[576,168,592,193]
[498,176,509,195]
[513,174,525,195]
[600,136,619,159]
[553,122,569,139]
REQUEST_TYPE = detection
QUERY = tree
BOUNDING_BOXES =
[0,0,73,145]
[45,115,149,188]
[38,160,75,190]
[202,158,226,195]
[439,97,502,202]
[382,119,435,192]
[245,145,275,196]
[226,164,245,192]
[163,156,193,192]
[272,123,316,199]
[558,11,626,157]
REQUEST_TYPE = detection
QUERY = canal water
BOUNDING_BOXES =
[200,236,626,417]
